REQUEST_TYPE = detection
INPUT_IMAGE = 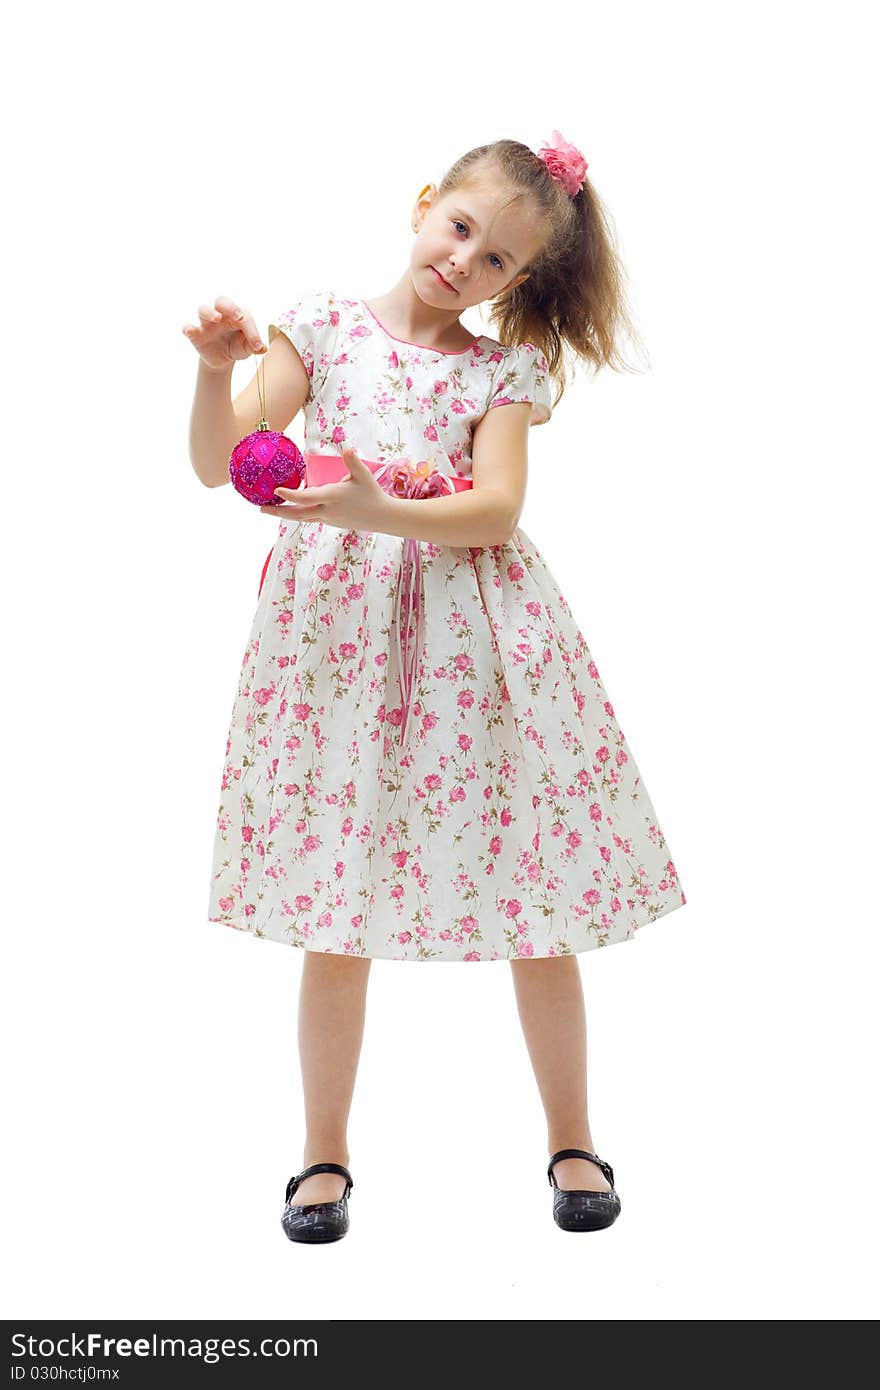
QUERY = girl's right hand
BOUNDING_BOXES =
[181,295,268,371]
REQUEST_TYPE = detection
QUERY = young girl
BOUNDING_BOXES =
[184,132,686,1243]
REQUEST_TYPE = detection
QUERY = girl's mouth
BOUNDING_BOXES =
[430,266,457,292]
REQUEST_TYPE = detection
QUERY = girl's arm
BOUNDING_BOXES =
[189,360,241,487]
[187,312,309,488]
[381,400,531,548]
[382,488,515,548]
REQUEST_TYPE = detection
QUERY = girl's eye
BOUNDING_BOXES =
[452,221,503,270]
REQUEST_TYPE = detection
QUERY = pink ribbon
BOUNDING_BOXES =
[299,453,472,749]
[371,459,457,748]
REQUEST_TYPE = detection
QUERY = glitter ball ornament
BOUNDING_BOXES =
[229,422,304,505]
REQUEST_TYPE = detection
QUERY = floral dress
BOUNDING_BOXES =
[206,289,686,962]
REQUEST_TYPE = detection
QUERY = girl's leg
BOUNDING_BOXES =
[509,955,612,1192]
[289,950,372,1205]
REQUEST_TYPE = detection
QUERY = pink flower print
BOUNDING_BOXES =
[398,930,412,944]
[242,826,254,843]
[616,748,629,766]
[295,894,313,910]
[454,654,474,672]
[517,941,534,958]
[317,563,336,581]
[589,802,602,823]
[218,896,234,913]
[505,899,523,919]
[331,425,346,445]
[584,888,601,906]
[500,808,512,827]
[433,378,449,395]
[464,951,481,961]
[388,350,399,367]
[439,929,452,941]
[391,884,404,901]
[600,845,611,863]
[318,912,332,928]
[610,896,622,913]
[567,830,582,850]
[424,774,442,791]
[457,733,473,751]
[254,687,274,706]
[293,702,311,721]
[424,425,439,442]
[391,850,409,868]
[346,582,365,600]
[461,916,478,934]
[489,836,503,857]
[450,784,466,803]
[587,661,600,679]
[339,642,357,658]
[351,324,370,341]
[457,690,475,709]
[506,561,525,581]
[595,745,610,765]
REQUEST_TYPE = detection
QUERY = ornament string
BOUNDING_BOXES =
[256,350,270,432]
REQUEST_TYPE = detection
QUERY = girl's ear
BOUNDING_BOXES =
[412,183,437,227]
[503,272,531,294]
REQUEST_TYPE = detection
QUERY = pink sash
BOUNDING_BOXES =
[259,452,473,748]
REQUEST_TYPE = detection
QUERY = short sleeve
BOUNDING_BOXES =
[486,342,552,426]
[268,288,339,400]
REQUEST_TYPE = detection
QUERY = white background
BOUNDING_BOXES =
[3,0,877,1322]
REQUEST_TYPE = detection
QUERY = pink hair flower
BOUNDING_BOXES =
[537,130,589,197]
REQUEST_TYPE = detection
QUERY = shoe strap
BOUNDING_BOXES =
[286,1162,353,1204]
[547,1148,615,1189]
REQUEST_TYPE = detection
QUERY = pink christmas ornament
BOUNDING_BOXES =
[229,424,305,505]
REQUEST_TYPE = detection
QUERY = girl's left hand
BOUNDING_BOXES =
[259,447,396,532]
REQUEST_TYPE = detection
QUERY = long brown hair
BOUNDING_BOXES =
[436,139,645,410]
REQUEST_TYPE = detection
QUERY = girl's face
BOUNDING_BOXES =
[410,179,548,313]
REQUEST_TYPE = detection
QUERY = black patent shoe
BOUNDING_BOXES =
[547,1148,622,1231]
[281,1162,353,1243]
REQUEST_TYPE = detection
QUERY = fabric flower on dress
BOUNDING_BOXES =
[379,457,449,500]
